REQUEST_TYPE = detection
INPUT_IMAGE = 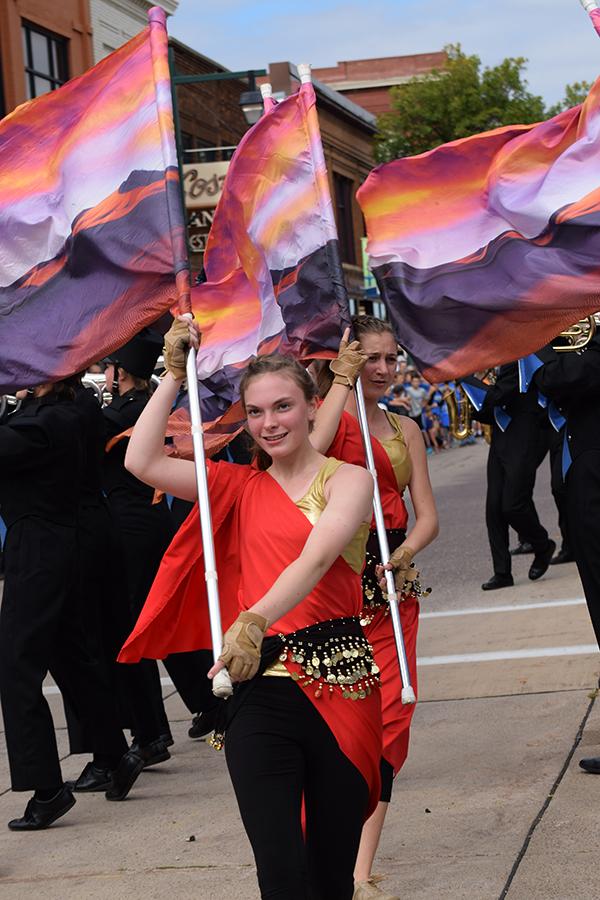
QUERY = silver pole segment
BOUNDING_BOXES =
[185,346,233,698]
[581,1,599,13]
[354,377,416,704]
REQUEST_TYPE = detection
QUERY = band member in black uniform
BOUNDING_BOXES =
[0,381,128,829]
[103,329,209,747]
[64,377,171,799]
[462,363,555,590]
[525,334,600,772]
[103,331,175,747]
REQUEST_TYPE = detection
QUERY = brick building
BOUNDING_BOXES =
[0,0,94,117]
[313,51,448,117]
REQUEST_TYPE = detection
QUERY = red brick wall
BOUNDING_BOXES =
[313,51,447,116]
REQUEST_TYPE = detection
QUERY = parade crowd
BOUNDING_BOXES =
[1,316,600,900]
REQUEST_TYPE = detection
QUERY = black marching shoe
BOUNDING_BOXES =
[510,541,534,556]
[579,756,600,774]
[66,762,113,793]
[106,739,170,801]
[129,737,172,769]
[8,787,75,831]
[528,540,556,581]
[550,547,575,566]
[482,573,514,591]
[188,707,220,740]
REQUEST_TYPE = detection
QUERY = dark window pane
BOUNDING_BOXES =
[34,76,52,97]
[53,42,68,83]
[22,21,69,97]
[50,41,59,78]
[31,31,50,75]
[333,172,356,265]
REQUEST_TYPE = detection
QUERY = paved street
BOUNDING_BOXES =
[1,440,599,899]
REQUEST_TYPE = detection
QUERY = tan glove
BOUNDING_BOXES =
[219,611,268,682]
[329,334,368,388]
[379,545,416,592]
[163,318,197,381]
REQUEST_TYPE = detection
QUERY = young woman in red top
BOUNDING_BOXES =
[122,319,382,900]
[311,316,439,900]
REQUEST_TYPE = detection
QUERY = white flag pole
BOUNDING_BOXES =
[184,340,233,699]
[580,0,599,13]
[354,379,416,704]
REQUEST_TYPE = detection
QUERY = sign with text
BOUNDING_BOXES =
[183,161,230,210]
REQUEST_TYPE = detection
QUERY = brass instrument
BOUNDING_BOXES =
[0,394,22,419]
[444,369,496,443]
[81,373,108,405]
[81,371,162,406]
[553,314,599,352]
[444,385,473,441]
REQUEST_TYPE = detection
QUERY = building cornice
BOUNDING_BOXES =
[98,0,179,22]
[330,73,443,92]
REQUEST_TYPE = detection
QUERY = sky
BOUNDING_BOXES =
[168,0,600,108]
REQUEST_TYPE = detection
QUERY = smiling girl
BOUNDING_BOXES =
[121,319,382,900]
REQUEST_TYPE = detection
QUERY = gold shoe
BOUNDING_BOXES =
[353,874,400,900]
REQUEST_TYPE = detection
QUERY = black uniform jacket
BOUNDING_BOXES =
[0,394,82,529]
[531,335,600,462]
[102,389,158,513]
[463,363,548,460]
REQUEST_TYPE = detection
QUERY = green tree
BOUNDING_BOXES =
[375,44,546,162]
[546,80,592,118]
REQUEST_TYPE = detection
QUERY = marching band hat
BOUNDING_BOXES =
[108,328,163,380]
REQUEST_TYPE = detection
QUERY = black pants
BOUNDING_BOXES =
[0,518,127,791]
[566,450,600,648]
[486,446,549,576]
[63,503,164,751]
[118,502,211,728]
[225,678,369,900]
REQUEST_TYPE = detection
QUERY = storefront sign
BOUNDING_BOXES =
[183,161,230,210]
[188,208,215,254]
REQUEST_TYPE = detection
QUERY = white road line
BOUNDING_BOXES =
[43,675,175,698]
[42,644,600,695]
[419,644,598,666]
[420,598,586,619]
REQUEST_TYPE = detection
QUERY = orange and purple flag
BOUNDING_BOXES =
[358,73,600,382]
[0,7,188,392]
[186,80,350,440]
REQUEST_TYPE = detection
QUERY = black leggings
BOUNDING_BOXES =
[225,678,370,900]
[380,757,394,804]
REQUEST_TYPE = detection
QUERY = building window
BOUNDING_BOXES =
[22,22,68,100]
[333,172,357,264]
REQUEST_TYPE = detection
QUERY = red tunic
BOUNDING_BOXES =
[119,459,382,816]
[327,410,419,776]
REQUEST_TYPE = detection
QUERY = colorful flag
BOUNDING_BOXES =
[585,0,600,37]
[0,6,188,393]
[183,80,349,451]
[358,77,600,382]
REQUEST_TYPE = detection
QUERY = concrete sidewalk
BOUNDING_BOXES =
[2,443,599,898]
[2,676,599,899]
